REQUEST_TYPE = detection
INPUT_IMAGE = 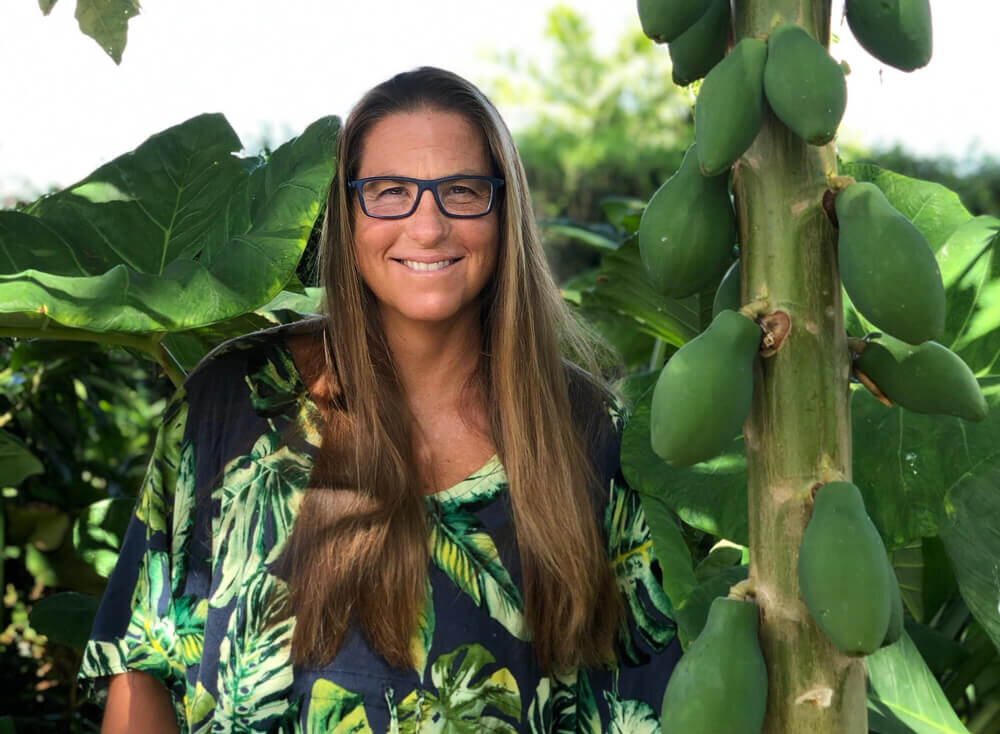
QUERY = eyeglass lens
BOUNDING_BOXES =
[359,178,495,217]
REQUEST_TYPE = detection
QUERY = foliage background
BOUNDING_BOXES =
[4,5,1000,732]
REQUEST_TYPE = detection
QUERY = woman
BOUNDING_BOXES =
[81,67,680,733]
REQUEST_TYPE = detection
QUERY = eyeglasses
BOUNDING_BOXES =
[347,175,504,219]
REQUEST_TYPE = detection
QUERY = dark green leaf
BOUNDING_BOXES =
[905,621,968,679]
[0,430,44,488]
[0,115,338,336]
[890,537,959,627]
[74,0,141,64]
[867,632,972,734]
[38,0,58,14]
[851,380,1000,548]
[621,386,748,545]
[28,591,100,648]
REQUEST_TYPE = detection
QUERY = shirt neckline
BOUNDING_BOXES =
[273,319,506,500]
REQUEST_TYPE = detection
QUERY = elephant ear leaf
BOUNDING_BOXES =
[0,113,339,337]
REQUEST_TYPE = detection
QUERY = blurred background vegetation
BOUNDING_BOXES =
[4,6,1000,730]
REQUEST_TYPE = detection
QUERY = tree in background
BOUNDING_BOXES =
[484,5,692,282]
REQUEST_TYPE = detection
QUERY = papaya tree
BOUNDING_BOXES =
[571,1,1000,732]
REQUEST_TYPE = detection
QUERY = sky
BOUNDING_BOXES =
[1,1,996,203]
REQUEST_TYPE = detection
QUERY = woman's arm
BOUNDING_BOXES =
[102,671,180,734]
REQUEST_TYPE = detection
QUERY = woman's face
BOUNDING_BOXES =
[351,109,501,333]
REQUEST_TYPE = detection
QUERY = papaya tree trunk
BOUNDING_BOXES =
[731,1,867,732]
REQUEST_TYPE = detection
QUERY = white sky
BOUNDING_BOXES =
[1,1,996,203]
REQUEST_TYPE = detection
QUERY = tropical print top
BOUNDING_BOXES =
[78,319,681,733]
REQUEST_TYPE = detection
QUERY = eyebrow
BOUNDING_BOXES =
[359,170,489,179]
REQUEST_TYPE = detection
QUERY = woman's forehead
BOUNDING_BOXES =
[356,109,490,178]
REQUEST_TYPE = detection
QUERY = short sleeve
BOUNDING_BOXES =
[77,385,197,726]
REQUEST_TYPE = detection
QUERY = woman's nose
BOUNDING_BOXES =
[405,188,448,242]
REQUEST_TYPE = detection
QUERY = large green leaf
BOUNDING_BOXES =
[28,591,101,648]
[0,429,44,488]
[0,114,338,336]
[852,380,1000,549]
[621,386,748,545]
[868,632,972,734]
[160,287,325,373]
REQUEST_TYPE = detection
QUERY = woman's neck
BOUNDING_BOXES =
[381,309,483,406]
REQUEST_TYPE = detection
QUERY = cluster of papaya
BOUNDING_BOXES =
[638,1,848,165]
[837,181,987,422]
[799,481,903,655]
[659,595,768,734]
[639,0,932,84]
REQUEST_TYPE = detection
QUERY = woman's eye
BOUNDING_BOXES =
[375,186,407,198]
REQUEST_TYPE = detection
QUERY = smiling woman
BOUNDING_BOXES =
[78,67,681,732]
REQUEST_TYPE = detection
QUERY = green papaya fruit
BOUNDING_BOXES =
[846,0,932,72]
[763,24,846,145]
[660,596,767,734]
[637,0,710,43]
[798,480,893,656]
[882,553,904,647]
[639,145,736,298]
[668,0,731,86]
[712,259,740,318]
[650,309,760,467]
[836,182,945,345]
[855,335,987,422]
[695,38,768,176]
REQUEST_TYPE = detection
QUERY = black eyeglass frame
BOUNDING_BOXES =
[347,175,505,219]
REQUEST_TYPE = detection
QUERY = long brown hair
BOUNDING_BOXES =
[277,67,620,674]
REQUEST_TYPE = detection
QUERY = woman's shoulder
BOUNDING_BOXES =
[173,317,328,428]
[185,316,326,384]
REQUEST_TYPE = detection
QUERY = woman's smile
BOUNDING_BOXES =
[393,256,462,272]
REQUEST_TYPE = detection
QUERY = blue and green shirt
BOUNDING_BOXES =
[79,319,680,732]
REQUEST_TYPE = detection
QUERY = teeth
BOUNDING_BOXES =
[400,259,454,272]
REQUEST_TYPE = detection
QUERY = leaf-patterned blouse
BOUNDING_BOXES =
[79,319,681,733]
